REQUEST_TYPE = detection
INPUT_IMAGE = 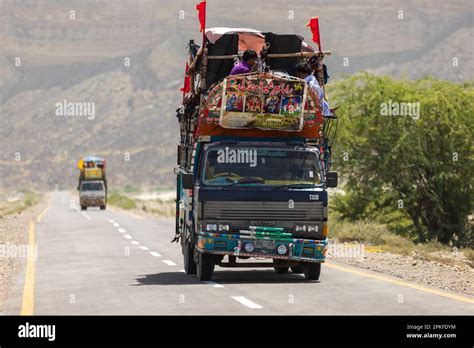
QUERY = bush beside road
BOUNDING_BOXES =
[108,191,174,218]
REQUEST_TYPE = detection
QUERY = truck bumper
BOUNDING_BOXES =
[80,198,105,207]
[197,232,327,263]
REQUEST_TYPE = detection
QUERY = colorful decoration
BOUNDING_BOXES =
[220,75,307,131]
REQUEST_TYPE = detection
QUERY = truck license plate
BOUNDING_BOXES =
[255,239,275,249]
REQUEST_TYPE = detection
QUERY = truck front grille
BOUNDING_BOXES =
[203,201,324,221]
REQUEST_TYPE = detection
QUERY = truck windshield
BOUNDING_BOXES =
[81,182,104,191]
[202,146,321,187]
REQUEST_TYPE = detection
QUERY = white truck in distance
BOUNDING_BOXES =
[79,180,107,210]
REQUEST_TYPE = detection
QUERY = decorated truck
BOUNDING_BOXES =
[77,156,107,210]
[173,21,338,281]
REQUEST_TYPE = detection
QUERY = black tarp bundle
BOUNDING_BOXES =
[205,33,303,89]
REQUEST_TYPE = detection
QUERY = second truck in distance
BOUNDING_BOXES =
[77,156,108,210]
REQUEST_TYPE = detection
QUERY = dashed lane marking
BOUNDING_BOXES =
[162,260,177,266]
[205,281,225,288]
[231,296,262,309]
[149,252,162,257]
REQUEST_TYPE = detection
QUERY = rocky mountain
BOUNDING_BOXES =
[0,0,472,191]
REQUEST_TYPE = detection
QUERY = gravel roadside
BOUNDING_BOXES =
[0,199,47,312]
[329,250,473,297]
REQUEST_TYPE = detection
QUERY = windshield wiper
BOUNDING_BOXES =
[222,177,265,189]
[273,183,315,190]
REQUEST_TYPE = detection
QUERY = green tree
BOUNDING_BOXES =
[328,74,473,246]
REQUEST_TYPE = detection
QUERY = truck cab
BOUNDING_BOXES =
[79,180,107,210]
[178,139,336,281]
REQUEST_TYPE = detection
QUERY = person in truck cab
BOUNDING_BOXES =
[230,49,258,75]
[294,62,330,116]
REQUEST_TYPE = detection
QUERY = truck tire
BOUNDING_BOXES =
[303,263,321,280]
[196,251,214,281]
[273,259,289,274]
[183,241,197,275]
[81,206,86,211]
[290,265,304,274]
[100,205,106,210]
[274,266,289,274]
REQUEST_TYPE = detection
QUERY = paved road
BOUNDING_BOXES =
[6,191,474,315]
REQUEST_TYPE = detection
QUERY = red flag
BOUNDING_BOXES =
[180,63,190,95]
[196,1,206,32]
[306,17,321,51]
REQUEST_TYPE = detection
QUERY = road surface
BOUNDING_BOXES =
[5,191,474,315]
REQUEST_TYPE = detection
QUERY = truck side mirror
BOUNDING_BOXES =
[182,173,194,189]
[326,172,338,188]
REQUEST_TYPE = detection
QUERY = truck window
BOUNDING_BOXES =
[202,147,321,186]
[81,182,104,191]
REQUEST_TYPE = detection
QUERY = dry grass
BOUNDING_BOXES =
[329,217,473,268]
[108,192,137,210]
[138,200,175,218]
[0,192,41,218]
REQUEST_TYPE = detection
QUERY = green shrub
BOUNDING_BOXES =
[108,192,136,210]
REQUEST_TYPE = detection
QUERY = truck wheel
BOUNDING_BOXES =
[273,259,289,274]
[196,251,214,281]
[183,241,197,275]
[274,266,289,274]
[290,265,304,274]
[303,263,321,280]
[100,205,106,210]
[81,206,86,211]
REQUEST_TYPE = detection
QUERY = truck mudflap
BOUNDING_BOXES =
[197,231,328,263]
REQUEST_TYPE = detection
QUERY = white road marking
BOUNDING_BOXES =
[149,251,162,257]
[108,219,115,223]
[131,241,140,245]
[179,269,186,273]
[162,260,177,266]
[113,223,120,227]
[231,296,263,309]
[124,234,133,240]
[81,212,92,220]
[205,281,224,288]
[139,246,150,251]
[118,228,126,233]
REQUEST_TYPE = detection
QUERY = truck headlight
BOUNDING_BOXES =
[307,225,319,232]
[295,224,307,232]
[277,244,287,255]
[244,242,255,253]
[218,224,230,232]
[206,224,218,231]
